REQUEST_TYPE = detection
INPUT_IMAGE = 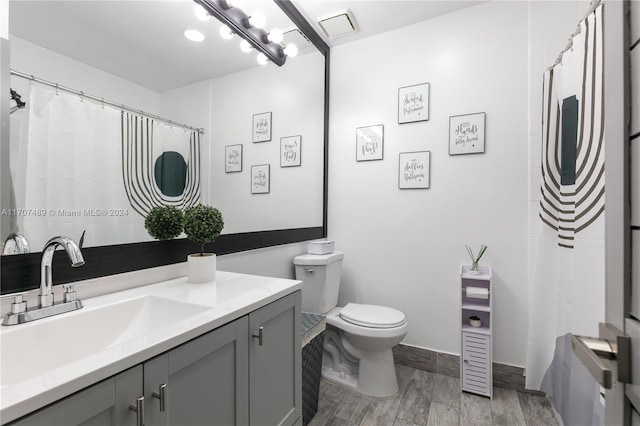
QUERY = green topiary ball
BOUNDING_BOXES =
[183,204,224,255]
[144,206,184,240]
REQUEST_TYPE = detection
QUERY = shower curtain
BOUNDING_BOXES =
[16,85,199,250]
[526,4,605,425]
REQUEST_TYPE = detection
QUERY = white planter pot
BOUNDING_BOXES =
[187,253,216,283]
[469,318,482,328]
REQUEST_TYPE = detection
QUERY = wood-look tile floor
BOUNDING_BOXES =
[309,365,560,426]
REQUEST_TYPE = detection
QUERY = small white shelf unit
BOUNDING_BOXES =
[460,264,492,398]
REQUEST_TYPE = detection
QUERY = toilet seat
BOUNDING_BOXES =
[339,303,406,328]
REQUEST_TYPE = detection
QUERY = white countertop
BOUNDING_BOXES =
[0,271,302,424]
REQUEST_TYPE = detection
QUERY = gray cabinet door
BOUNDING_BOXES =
[144,316,249,426]
[10,366,142,426]
[249,291,301,426]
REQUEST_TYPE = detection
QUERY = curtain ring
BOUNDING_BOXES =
[80,91,84,102]
[101,98,104,109]
[55,83,59,95]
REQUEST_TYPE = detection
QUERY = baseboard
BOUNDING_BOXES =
[392,343,543,395]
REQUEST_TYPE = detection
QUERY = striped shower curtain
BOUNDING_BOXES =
[526,4,605,424]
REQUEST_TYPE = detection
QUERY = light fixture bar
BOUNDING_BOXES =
[194,0,287,66]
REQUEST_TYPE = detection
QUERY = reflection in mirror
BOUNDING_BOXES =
[4,0,324,255]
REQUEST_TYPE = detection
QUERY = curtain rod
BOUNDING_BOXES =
[10,69,205,135]
[549,0,603,69]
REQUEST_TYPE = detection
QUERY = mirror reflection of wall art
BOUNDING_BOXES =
[252,112,272,143]
[449,112,486,155]
[398,83,429,124]
[398,151,430,189]
[356,124,384,162]
[251,164,270,194]
[280,135,301,167]
[225,144,243,173]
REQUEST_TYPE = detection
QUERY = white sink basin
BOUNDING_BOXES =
[0,296,210,388]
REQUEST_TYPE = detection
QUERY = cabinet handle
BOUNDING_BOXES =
[152,383,167,412]
[253,326,264,346]
[129,396,145,426]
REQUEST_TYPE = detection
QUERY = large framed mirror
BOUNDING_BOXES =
[1,0,329,294]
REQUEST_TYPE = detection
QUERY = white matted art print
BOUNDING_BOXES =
[251,164,270,194]
[356,124,384,161]
[280,135,301,167]
[225,144,242,173]
[252,112,272,143]
[449,112,485,155]
[398,151,430,189]
[398,83,429,124]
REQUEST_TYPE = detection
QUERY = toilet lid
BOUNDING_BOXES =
[339,303,406,328]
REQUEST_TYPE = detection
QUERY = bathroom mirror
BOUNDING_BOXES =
[0,0,329,293]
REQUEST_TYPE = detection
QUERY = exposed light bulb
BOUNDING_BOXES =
[240,39,253,53]
[256,52,269,65]
[249,12,266,29]
[267,28,283,44]
[194,4,210,21]
[283,43,298,57]
[184,29,205,42]
[219,25,234,40]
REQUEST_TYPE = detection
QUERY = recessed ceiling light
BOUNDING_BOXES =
[184,29,205,42]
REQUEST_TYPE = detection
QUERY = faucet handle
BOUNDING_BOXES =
[10,294,28,314]
[63,284,78,303]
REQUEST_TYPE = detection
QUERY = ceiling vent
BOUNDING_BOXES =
[282,28,311,49]
[317,9,358,39]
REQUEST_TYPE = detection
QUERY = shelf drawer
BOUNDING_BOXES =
[462,331,492,397]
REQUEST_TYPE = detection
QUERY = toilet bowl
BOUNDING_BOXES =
[293,251,408,397]
[322,304,408,396]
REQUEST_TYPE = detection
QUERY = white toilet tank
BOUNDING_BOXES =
[294,252,344,314]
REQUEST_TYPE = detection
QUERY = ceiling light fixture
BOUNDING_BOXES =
[267,28,283,44]
[256,52,269,65]
[248,12,266,29]
[240,39,253,53]
[219,25,234,40]
[184,29,205,42]
[194,4,211,21]
[283,43,298,58]
[193,0,287,66]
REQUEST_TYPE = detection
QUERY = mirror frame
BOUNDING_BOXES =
[0,0,330,295]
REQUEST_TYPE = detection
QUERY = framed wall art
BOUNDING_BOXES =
[398,83,429,124]
[356,124,384,162]
[252,112,272,143]
[398,151,430,189]
[280,135,301,167]
[449,112,486,155]
[225,144,243,173]
[251,164,270,194]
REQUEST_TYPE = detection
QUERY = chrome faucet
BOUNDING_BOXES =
[39,236,85,308]
[3,236,85,326]
[2,233,30,255]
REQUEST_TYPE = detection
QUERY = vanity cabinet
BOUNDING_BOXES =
[249,291,302,425]
[9,366,143,426]
[9,291,301,426]
[144,316,250,426]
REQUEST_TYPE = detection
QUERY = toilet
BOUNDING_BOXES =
[294,252,408,397]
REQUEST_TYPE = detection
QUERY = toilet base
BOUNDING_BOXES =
[321,348,400,397]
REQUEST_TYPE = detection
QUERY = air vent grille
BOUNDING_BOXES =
[317,9,358,39]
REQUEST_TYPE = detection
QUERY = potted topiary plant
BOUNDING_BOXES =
[183,204,224,283]
[469,315,482,328]
[144,206,184,240]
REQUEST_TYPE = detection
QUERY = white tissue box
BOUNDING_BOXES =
[307,240,335,255]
